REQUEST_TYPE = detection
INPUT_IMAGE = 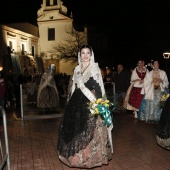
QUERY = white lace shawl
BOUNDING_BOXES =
[37,73,59,101]
[70,49,106,101]
[131,67,149,88]
[70,63,106,102]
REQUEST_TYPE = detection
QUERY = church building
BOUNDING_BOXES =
[0,0,87,75]
[37,0,87,74]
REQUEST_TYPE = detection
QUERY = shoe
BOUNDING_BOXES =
[134,111,137,118]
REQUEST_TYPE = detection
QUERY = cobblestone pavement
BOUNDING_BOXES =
[0,103,170,170]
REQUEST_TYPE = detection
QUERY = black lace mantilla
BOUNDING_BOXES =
[156,96,170,139]
[57,77,102,158]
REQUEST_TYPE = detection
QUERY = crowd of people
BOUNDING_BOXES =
[57,44,170,169]
[0,44,170,169]
[102,60,169,123]
[0,70,70,112]
[101,59,170,153]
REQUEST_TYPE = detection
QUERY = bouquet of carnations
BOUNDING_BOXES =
[160,94,170,109]
[88,98,114,127]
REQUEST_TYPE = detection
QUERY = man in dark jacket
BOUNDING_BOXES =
[113,64,131,105]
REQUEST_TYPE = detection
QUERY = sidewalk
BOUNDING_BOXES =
[0,105,170,170]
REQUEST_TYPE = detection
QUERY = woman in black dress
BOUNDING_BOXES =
[156,95,170,150]
[57,44,113,168]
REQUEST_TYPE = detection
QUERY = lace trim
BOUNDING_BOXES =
[81,64,105,96]
[91,64,106,98]
[81,65,92,83]
[37,74,59,101]
[79,84,96,102]
[71,63,106,99]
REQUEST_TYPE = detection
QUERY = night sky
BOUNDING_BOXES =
[1,0,170,69]
[0,0,42,25]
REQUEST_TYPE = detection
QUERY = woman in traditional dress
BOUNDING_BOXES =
[138,60,169,123]
[57,44,113,168]
[123,60,148,118]
[37,68,59,112]
[156,95,170,150]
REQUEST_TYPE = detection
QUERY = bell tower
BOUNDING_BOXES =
[41,0,61,10]
[37,0,78,74]
[38,0,67,19]
[37,0,87,75]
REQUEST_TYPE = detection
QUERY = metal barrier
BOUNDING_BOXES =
[0,106,10,170]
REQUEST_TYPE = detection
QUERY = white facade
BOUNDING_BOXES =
[0,0,87,75]
[38,18,72,56]
[37,0,85,75]
[0,23,39,57]
[0,23,39,72]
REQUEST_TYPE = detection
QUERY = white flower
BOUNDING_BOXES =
[91,103,97,109]
[90,109,95,115]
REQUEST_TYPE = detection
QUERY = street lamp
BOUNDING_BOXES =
[163,52,170,73]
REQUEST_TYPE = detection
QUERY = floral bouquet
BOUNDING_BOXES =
[160,94,170,109]
[88,98,114,127]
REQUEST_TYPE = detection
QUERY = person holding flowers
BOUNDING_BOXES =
[57,44,113,168]
[138,60,169,123]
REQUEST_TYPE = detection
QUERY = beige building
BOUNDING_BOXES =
[0,23,40,75]
[2,23,39,55]
[37,0,87,75]
[0,0,87,75]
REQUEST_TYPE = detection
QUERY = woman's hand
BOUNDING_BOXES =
[152,78,157,84]
[158,78,163,83]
